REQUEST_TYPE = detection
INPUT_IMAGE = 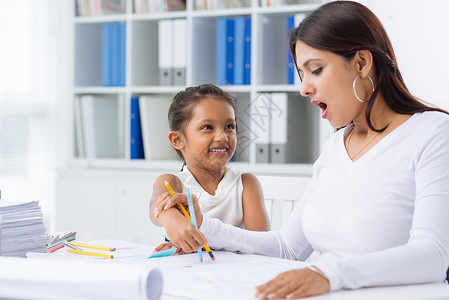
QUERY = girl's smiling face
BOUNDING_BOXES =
[180,97,237,172]
[295,40,368,128]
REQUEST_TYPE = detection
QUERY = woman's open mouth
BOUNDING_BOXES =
[311,100,328,119]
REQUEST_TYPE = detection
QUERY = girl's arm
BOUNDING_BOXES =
[149,174,207,253]
[241,173,270,231]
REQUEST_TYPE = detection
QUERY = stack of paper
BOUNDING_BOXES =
[0,200,49,257]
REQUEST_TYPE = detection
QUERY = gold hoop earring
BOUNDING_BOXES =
[353,74,375,103]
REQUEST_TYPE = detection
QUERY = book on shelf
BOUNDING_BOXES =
[102,23,126,87]
[217,17,251,86]
[75,0,125,16]
[249,93,307,163]
[77,94,125,159]
[287,13,306,85]
[195,0,251,10]
[134,0,186,14]
[158,19,174,85]
[130,96,145,159]
[158,18,187,86]
[0,199,49,257]
[243,17,251,85]
[138,95,178,160]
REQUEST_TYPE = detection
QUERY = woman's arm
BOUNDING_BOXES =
[241,173,270,231]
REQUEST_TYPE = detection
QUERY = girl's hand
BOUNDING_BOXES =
[255,268,330,299]
[152,242,185,255]
[154,192,207,253]
[154,191,203,228]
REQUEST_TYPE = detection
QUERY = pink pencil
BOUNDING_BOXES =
[47,243,65,253]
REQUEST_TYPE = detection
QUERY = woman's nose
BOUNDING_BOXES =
[300,77,314,97]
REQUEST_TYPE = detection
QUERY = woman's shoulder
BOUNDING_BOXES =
[407,111,449,133]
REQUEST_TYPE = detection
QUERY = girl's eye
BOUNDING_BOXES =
[311,67,322,75]
[226,124,235,130]
[201,125,213,130]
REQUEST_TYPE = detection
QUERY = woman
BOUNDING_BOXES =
[154,1,449,298]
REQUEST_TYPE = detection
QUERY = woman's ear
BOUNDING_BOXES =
[354,50,374,78]
[168,131,185,150]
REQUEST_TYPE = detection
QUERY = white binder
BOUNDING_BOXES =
[173,19,187,86]
[158,20,174,85]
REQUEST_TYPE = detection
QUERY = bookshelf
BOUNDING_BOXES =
[70,0,332,176]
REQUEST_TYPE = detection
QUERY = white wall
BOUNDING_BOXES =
[366,0,449,111]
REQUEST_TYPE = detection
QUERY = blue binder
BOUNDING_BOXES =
[226,18,235,85]
[118,23,126,86]
[216,18,227,85]
[243,17,251,85]
[111,23,119,86]
[130,96,145,159]
[233,17,245,85]
[102,23,111,86]
[287,15,295,85]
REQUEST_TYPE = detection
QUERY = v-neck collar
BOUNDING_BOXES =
[340,113,417,166]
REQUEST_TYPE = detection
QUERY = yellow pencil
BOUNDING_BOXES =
[164,180,190,220]
[67,249,113,259]
[69,242,116,252]
[164,180,215,261]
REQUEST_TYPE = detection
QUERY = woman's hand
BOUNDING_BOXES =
[255,268,330,299]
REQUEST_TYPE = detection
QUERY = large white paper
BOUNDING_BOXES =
[0,256,162,300]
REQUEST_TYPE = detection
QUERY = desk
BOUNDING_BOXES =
[22,240,449,300]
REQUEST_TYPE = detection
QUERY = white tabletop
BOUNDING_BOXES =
[161,282,449,300]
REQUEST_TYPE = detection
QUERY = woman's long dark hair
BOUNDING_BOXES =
[289,1,448,131]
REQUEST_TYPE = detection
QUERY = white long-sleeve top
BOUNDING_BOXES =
[199,111,449,291]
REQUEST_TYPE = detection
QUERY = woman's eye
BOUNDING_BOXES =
[311,67,322,75]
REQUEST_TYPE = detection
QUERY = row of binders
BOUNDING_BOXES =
[251,93,305,163]
[261,0,315,6]
[102,23,126,87]
[75,0,126,17]
[158,19,187,86]
[134,0,186,14]
[0,198,49,257]
[195,0,250,10]
[74,94,177,160]
[216,17,251,85]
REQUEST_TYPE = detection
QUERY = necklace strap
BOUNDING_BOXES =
[347,113,397,161]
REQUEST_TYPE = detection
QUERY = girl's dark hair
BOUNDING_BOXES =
[289,1,448,131]
[168,83,237,161]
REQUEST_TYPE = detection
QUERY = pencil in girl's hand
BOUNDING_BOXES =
[164,180,215,261]
[203,244,215,261]
[163,180,190,219]
[186,188,203,262]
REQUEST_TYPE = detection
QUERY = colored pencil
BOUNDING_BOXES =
[64,241,83,251]
[164,180,215,261]
[69,242,116,252]
[67,249,113,259]
[186,188,203,262]
[47,243,65,253]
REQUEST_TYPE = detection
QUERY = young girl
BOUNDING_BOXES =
[149,83,270,254]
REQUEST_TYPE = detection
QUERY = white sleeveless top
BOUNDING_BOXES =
[175,165,244,228]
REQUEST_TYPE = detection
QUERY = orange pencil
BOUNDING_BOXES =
[164,180,215,261]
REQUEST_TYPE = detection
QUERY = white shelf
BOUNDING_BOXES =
[70,0,326,175]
